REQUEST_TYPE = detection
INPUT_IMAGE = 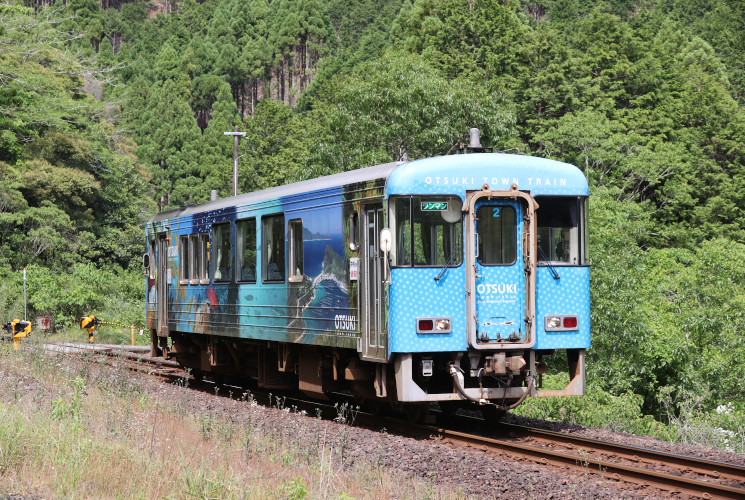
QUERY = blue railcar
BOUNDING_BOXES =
[145,149,590,415]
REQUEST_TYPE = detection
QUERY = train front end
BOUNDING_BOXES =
[386,153,590,411]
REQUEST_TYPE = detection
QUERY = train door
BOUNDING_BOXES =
[466,189,538,349]
[361,205,387,361]
[156,233,169,336]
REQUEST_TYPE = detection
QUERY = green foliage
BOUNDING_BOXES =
[516,375,675,440]
[308,51,514,174]
[51,376,87,423]
[282,477,309,500]
[589,188,745,416]
[0,2,152,273]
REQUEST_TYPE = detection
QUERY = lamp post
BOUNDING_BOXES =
[224,127,247,197]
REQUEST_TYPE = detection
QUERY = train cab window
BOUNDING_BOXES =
[477,205,517,265]
[263,214,285,282]
[289,219,304,282]
[536,197,587,265]
[179,236,190,283]
[237,218,257,282]
[392,196,463,267]
[213,223,232,282]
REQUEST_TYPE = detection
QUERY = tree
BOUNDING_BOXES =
[307,51,514,175]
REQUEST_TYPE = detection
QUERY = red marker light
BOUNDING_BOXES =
[418,319,434,331]
[563,316,578,328]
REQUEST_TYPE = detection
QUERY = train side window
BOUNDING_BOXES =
[198,233,209,283]
[179,236,190,283]
[394,198,412,265]
[289,219,304,282]
[262,214,285,283]
[189,234,202,285]
[349,212,359,251]
[237,218,257,283]
[213,223,232,282]
[148,240,156,279]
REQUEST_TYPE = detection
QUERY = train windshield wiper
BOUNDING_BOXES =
[537,246,561,280]
[435,250,458,281]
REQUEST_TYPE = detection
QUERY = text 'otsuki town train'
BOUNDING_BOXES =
[144,131,590,419]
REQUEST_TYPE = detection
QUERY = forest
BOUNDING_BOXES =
[0,0,743,449]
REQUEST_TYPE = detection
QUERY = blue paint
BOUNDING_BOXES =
[147,153,591,358]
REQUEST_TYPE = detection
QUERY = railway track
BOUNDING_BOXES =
[415,421,745,499]
[54,343,745,499]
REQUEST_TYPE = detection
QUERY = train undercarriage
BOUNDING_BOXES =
[154,331,585,419]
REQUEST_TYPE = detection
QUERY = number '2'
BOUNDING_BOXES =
[492,207,501,218]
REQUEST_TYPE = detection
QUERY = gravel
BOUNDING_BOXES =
[142,374,745,499]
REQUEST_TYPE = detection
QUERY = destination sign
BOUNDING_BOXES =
[421,202,448,211]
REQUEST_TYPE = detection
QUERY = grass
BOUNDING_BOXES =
[39,325,152,347]
[0,338,461,499]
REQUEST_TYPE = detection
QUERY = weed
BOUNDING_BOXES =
[199,415,214,439]
[182,467,230,500]
[282,477,308,500]
[333,402,359,425]
[50,376,86,423]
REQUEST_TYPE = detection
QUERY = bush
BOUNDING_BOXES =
[514,376,675,440]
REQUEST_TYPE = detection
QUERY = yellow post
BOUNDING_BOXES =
[6,319,32,349]
[131,325,135,346]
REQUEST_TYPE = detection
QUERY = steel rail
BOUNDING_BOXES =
[495,421,745,485]
[415,423,745,499]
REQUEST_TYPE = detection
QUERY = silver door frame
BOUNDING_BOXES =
[157,233,169,337]
[465,187,538,350]
[361,205,387,361]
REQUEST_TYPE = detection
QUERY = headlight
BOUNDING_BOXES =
[546,316,562,329]
[417,317,452,334]
[545,315,580,331]
[435,318,451,331]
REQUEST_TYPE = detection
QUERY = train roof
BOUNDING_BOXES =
[389,153,589,196]
[149,154,587,223]
[150,160,403,222]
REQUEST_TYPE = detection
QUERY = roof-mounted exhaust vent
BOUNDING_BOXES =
[211,190,218,202]
[460,128,493,154]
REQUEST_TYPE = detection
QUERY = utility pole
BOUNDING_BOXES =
[224,127,247,197]
[23,267,27,321]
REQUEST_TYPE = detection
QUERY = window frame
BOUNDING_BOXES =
[262,213,286,283]
[535,196,588,267]
[390,195,464,268]
[349,211,360,251]
[148,239,156,280]
[288,218,304,283]
[179,235,191,284]
[236,218,258,283]
[198,233,210,283]
[476,204,518,267]
[212,222,233,283]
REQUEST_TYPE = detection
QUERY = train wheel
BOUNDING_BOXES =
[437,401,461,426]
[362,398,388,417]
[403,403,428,424]
[480,405,506,423]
